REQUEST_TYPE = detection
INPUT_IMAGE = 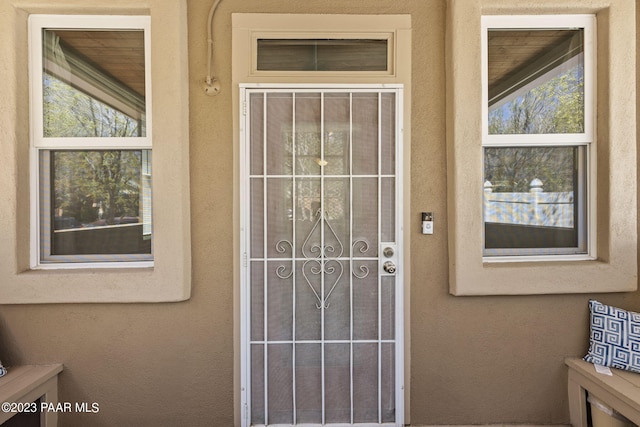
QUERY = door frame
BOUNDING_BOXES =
[231,15,412,426]
[238,84,406,427]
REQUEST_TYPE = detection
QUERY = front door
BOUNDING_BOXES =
[240,86,404,427]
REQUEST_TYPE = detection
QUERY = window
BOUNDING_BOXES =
[235,14,405,79]
[256,38,389,71]
[2,1,189,303]
[481,15,595,260]
[29,15,152,268]
[447,2,636,296]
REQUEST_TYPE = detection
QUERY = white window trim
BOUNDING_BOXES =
[28,14,153,269]
[481,15,596,144]
[480,14,597,263]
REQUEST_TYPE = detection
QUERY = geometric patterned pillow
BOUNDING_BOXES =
[0,360,6,378]
[584,299,640,373]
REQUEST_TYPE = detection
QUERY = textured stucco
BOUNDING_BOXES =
[0,0,638,426]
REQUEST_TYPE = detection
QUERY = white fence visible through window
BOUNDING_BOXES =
[484,179,574,228]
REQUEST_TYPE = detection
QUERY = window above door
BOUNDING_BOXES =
[232,14,410,82]
[256,38,390,72]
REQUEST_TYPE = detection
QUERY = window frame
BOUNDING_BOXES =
[252,32,395,75]
[446,0,637,296]
[0,0,190,304]
[29,14,153,269]
[480,14,597,262]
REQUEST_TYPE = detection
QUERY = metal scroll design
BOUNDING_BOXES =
[274,209,371,310]
[274,240,293,279]
[351,238,370,279]
[302,209,343,309]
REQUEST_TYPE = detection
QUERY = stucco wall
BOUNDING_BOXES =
[0,0,638,426]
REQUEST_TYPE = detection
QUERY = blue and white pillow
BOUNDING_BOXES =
[584,299,640,373]
[0,360,6,378]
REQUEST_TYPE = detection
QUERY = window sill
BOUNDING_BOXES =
[3,266,189,304]
[483,254,595,264]
[32,261,154,270]
[451,256,636,296]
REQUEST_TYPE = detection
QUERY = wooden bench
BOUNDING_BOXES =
[0,364,63,426]
[566,357,640,427]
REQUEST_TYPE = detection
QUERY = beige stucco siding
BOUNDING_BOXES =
[0,0,638,426]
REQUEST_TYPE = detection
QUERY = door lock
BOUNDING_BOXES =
[380,243,398,275]
[383,261,396,274]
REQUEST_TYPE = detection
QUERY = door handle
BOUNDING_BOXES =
[383,261,396,274]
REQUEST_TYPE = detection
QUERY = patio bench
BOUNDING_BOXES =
[566,357,640,427]
[0,364,63,426]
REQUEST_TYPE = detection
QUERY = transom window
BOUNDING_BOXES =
[481,15,595,260]
[256,38,389,71]
[29,15,152,267]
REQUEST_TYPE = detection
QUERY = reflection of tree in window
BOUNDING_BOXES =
[484,146,577,193]
[43,74,141,138]
[53,150,145,228]
[488,64,584,135]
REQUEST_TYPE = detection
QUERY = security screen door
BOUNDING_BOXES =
[240,86,404,427]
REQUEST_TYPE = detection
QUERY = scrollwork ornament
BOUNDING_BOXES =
[352,262,370,279]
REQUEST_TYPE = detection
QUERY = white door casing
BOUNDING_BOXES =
[240,85,404,427]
